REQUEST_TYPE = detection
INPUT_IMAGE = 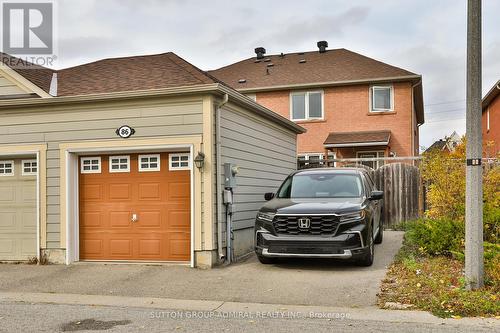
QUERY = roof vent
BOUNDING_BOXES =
[266,63,274,67]
[299,59,306,64]
[263,58,271,62]
[238,79,246,84]
[317,40,328,53]
[255,47,266,60]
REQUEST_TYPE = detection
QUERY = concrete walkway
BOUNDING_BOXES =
[0,231,404,307]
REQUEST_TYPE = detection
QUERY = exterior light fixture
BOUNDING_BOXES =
[194,152,205,169]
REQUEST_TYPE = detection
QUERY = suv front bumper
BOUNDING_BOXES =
[255,227,369,259]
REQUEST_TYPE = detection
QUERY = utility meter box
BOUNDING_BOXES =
[224,163,238,188]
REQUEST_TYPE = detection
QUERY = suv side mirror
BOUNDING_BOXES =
[264,192,275,201]
[369,190,383,201]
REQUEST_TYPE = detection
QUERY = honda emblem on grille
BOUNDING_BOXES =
[298,217,311,229]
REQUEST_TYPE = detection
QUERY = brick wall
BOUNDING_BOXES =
[482,95,500,156]
[255,82,417,157]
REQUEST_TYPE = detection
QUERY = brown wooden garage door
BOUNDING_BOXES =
[79,152,191,261]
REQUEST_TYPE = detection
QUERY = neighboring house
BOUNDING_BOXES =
[0,52,304,267]
[209,42,424,169]
[424,131,461,154]
[482,80,500,156]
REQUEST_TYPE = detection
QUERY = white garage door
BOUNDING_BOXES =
[0,159,37,261]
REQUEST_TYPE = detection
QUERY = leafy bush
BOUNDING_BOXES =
[403,219,464,256]
[421,138,499,244]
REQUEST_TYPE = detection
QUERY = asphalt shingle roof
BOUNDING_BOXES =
[209,48,419,90]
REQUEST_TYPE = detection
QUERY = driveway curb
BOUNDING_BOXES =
[0,292,497,327]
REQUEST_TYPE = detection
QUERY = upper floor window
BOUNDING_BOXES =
[290,91,323,121]
[486,107,490,131]
[370,85,394,112]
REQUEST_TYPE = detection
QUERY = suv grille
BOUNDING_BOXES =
[273,215,340,235]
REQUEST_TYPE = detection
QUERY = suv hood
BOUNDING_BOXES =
[261,197,365,215]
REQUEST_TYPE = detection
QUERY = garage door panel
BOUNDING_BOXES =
[138,239,162,257]
[21,211,37,230]
[138,183,161,200]
[0,186,15,202]
[0,239,14,254]
[109,211,131,227]
[79,152,191,261]
[167,233,190,260]
[22,185,36,202]
[109,239,133,256]
[168,182,190,199]
[80,239,104,256]
[168,210,190,229]
[20,238,36,255]
[136,210,161,228]
[0,212,16,228]
[108,184,132,200]
[81,184,103,201]
[81,211,102,227]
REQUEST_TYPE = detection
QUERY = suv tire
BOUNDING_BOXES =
[357,233,374,267]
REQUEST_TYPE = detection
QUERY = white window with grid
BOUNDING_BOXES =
[0,160,14,176]
[109,155,130,173]
[139,154,161,172]
[22,159,37,176]
[169,153,190,170]
[80,157,101,174]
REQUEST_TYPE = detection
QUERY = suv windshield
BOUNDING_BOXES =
[278,173,363,198]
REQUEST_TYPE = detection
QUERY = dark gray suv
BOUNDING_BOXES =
[254,168,384,266]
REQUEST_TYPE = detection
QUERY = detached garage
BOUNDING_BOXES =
[0,52,304,267]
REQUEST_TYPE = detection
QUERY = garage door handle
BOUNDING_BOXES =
[131,214,138,223]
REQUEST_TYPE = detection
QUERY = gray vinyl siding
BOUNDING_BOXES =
[0,75,26,96]
[219,103,297,257]
[0,97,203,249]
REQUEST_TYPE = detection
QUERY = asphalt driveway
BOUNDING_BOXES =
[0,231,404,308]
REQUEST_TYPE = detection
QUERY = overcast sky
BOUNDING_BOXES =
[50,0,500,149]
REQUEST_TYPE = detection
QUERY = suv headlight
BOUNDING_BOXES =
[339,211,366,223]
[256,212,276,222]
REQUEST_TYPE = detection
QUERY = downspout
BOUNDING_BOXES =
[215,93,229,262]
[411,79,422,156]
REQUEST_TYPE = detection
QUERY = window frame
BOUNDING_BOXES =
[138,154,161,172]
[290,90,324,121]
[356,151,385,169]
[486,107,490,131]
[108,155,130,173]
[370,85,394,112]
[0,160,15,177]
[169,153,191,171]
[22,159,37,176]
[80,157,102,174]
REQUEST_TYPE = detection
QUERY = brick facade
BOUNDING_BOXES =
[482,94,500,156]
[254,82,419,157]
